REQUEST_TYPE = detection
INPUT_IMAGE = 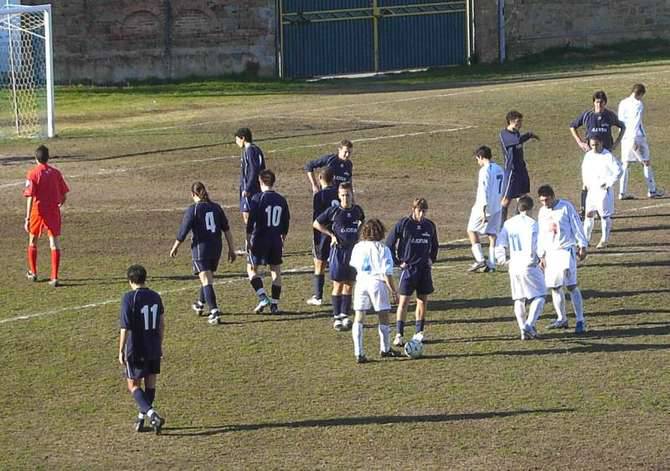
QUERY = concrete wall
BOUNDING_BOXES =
[475,0,670,63]
[24,0,277,84]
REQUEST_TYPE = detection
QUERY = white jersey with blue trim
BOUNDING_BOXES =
[618,94,646,140]
[538,199,589,256]
[497,213,540,273]
[581,149,622,191]
[475,161,505,216]
[350,240,394,282]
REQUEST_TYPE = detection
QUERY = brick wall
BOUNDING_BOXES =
[475,0,670,63]
[24,0,276,83]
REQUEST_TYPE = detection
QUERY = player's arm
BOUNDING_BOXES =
[430,223,439,264]
[570,114,590,151]
[382,246,398,302]
[520,131,539,143]
[244,150,263,194]
[612,115,626,149]
[281,202,290,242]
[24,196,33,233]
[385,220,402,266]
[313,208,336,244]
[118,328,128,365]
[569,206,589,259]
[158,314,165,354]
[304,155,327,193]
[170,207,193,257]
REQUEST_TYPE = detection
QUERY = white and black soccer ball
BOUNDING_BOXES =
[403,339,423,359]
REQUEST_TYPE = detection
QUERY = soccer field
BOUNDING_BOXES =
[1,60,670,469]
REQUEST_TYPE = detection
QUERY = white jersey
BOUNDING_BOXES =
[496,213,540,273]
[349,240,394,282]
[537,199,588,256]
[474,161,505,216]
[581,149,622,191]
[618,94,646,141]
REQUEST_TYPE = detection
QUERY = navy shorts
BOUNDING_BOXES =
[312,231,332,262]
[248,237,283,266]
[504,171,530,199]
[239,190,254,212]
[398,264,434,296]
[125,358,161,380]
[329,246,356,282]
[192,258,219,274]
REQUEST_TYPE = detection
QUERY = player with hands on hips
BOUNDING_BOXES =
[581,136,623,249]
[537,185,589,334]
[170,182,236,325]
[313,182,364,331]
[348,219,402,363]
[304,139,353,193]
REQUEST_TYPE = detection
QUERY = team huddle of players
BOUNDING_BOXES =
[20,84,661,433]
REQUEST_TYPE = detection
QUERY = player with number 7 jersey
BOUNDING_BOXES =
[246,170,290,314]
[170,182,236,325]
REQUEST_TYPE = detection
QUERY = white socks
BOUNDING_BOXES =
[551,288,567,321]
[569,287,585,322]
[471,243,485,263]
[620,162,630,195]
[352,321,364,357]
[644,165,656,193]
[514,300,526,332]
[378,324,391,353]
[528,297,546,327]
[488,244,496,269]
[601,217,611,242]
[584,217,595,242]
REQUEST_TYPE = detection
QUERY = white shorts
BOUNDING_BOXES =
[585,186,615,218]
[467,208,501,236]
[353,278,391,312]
[509,265,547,301]
[544,248,577,288]
[621,137,650,163]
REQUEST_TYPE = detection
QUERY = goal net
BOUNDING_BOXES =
[0,3,55,139]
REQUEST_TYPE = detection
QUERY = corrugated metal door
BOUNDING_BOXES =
[279,0,374,78]
[377,0,466,70]
[279,0,467,78]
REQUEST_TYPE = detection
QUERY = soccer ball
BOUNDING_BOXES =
[403,339,423,359]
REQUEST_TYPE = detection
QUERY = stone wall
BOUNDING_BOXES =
[23,0,276,84]
[475,0,670,63]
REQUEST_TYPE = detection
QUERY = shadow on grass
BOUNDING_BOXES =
[222,311,331,325]
[161,407,574,436]
[614,212,670,220]
[612,224,670,233]
[424,341,670,359]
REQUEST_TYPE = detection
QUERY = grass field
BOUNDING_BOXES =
[2,58,670,469]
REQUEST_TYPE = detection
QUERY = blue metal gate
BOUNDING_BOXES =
[279,0,468,78]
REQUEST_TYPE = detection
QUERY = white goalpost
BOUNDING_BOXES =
[0,3,55,139]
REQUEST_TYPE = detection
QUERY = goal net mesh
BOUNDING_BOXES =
[0,6,50,138]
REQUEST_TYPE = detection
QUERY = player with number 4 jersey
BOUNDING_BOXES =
[246,170,290,314]
[467,145,505,272]
[170,182,236,325]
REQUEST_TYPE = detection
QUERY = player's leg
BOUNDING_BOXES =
[378,311,400,357]
[308,258,326,305]
[394,295,411,346]
[513,299,527,339]
[26,231,38,280]
[486,233,498,271]
[269,264,282,314]
[46,232,62,286]
[548,287,568,328]
[198,269,221,324]
[619,161,632,199]
[331,280,346,330]
[580,187,588,220]
[500,197,510,227]
[340,281,354,329]
[413,294,428,341]
[352,309,367,362]
[527,296,545,330]
[583,210,595,243]
[567,284,586,333]
[127,377,152,431]
[467,229,487,272]
[247,262,270,313]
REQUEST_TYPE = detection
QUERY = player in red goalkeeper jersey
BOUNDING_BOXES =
[23,145,69,286]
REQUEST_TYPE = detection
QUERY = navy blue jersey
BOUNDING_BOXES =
[176,201,230,261]
[312,185,340,220]
[304,154,353,186]
[247,190,290,241]
[386,216,439,267]
[499,129,533,198]
[240,143,266,194]
[119,288,164,361]
[316,204,365,249]
[570,109,625,151]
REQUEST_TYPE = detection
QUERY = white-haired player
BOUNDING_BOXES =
[537,185,589,334]
[495,196,546,340]
[467,145,505,272]
[581,136,622,249]
[617,83,664,200]
[348,219,402,363]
